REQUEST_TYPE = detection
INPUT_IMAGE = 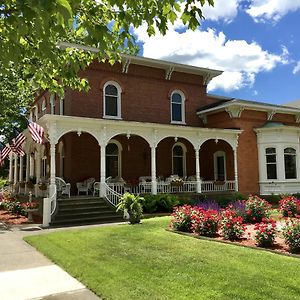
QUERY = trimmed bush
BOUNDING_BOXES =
[143,194,179,213]
[279,195,300,218]
[254,219,277,247]
[220,208,246,240]
[191,208,220,237]
[245,195,271,223]
[283,220,300,253]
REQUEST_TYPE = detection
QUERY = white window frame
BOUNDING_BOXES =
[214,151,226,181]
[265,147,277,180]
[41,98,46,115]
[172,142,187,177]
[170,90,186,125]
[106,139,122,178]
[103,81,122,120]
[284,147,297,180]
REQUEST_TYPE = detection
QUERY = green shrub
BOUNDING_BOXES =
[283,220,300,253]
[117,193,144,224]
[143,194,179,213]
[0,177,8,189]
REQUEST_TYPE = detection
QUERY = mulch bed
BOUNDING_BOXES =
[0,210,42,225]
[169,223,300,258]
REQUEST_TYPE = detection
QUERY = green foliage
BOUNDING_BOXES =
[0,177,8,189]
[0,0,214,99]
[143,193,179,213]
[116,192,144,224]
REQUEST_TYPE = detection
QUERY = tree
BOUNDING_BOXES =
[0,0,214,136]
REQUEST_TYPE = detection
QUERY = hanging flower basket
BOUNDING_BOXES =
[171,180,184,187]
[19,182,26,188]
[26,182,34,189]
[39,183,47,191]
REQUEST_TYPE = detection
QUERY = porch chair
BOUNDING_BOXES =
[76,177,95,195]
[55,177,71,198]
[93,177,113,196]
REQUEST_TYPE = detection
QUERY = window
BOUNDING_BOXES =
[172,143,186,177]
[171,91,185,123]
[266,148,277,179]
[106,141,122,178]
[50,94,55,114]
[103,82,122,119]
[41,98,46,115]
[214,151,226,181]
[284,147,297,179]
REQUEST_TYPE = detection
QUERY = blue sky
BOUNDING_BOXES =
[134,0,300,105]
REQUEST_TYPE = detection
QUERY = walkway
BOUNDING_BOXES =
[0,222,102,300]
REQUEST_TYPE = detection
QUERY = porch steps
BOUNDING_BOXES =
[50,196,123,227]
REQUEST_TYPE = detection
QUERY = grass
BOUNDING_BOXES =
[25,217,300,300]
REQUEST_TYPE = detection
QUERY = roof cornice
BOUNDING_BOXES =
[58,42,222,84]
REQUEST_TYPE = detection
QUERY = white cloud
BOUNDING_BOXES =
[135,26,288,92]
[246,0,300,22]
[200,0,240,22]
[293,61,300,74]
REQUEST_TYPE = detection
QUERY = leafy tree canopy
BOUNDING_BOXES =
[0,0,214,139]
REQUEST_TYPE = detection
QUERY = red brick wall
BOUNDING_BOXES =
[205,110,300,195]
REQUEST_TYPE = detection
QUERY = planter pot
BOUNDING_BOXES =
[171,182,183,187]
[25,208,39,222]
[26,183,34,189]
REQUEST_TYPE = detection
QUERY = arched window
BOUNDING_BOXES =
[214,151,226,181]
[265,147,277,180]
[106,140,122,178]
[103,81,122,119]
[284,147,297,179]
[171,90,185,124]
[41,98,46,115]
[172,143,186,177]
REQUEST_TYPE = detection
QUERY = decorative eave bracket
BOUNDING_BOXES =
[203,74,214,85]
[225,105,244,118]
[295,114,300,123]
[122,58,131,74]
[267,110,276,121]
[199,114,207,124]
[165,66,174,80]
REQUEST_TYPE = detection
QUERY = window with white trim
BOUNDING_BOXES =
[214,151,226,181]
[265,148,277,180]
[171,91,185,123]
[284,147,297,179]
[41,98,46,115]
[106,141,122,178]
[103,82,122,119]
[172,143,186,177]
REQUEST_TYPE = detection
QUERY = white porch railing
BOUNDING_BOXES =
[105,183,123,206]
[201,180,235,192]
[50,185,57,215]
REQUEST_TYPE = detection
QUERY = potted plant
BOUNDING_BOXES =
[26,176,36,189]
[170,178,184,187]
[22,200,39,222]
[116,192,144,224]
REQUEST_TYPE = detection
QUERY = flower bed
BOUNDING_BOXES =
[169,195,300,256]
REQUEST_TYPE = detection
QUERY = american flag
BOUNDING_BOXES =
[27,119,44,144]
[0,142,11,166]
[10,128,26,156]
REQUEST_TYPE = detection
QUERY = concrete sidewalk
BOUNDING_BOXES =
[0,222,101,300]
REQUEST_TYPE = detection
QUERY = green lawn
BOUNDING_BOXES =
[25,217,300,300]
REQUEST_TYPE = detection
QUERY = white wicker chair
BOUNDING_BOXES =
[55,177,71,198]
[76,177,95,195]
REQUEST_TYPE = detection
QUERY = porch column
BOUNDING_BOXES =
[19,156,24,194]
[233,148,239,192]
[100,144,106,197]
[8,153,13,183]
[25,152,30,194]
[13,154,18,185]
[151,145,157,195]
[35,149,41,196]
[49,142,56,196]
[195,147,201,193]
